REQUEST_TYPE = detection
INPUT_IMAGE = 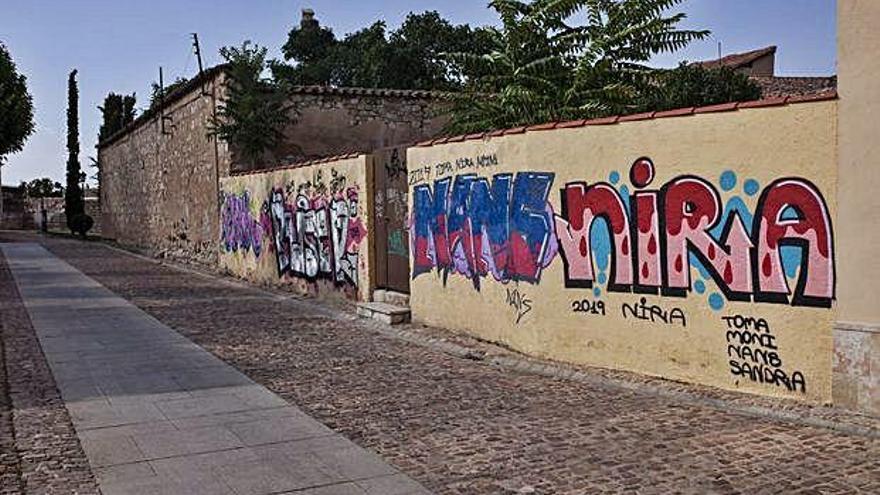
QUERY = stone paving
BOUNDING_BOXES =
[0,242,427,495]
[0,244,99,495]
[2,231,880,494]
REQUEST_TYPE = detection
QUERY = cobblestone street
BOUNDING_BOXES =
[1,232,879,494]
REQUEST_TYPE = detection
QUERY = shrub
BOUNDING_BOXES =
[69,213,94,237]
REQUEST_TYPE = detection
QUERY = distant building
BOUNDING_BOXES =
[694,45,837,98]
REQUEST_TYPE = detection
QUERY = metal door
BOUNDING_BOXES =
[373,147,411,293]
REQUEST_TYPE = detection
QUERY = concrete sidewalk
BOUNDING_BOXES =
[1,243,428,495]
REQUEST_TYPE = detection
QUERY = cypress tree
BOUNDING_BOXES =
[65,69,84,232]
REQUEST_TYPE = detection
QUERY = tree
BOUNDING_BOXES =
[98,92,136,142]
[443,0,710,134]
[0,43,35,166]
[331,21,392,88]
[383,11,495,90]
[24,177,63,198]
[640,62,761,112]
[278,9,338,85]
[149,77,188,109]
[210,42,293,170]
[65,69,85,233]
[273,10,494,90]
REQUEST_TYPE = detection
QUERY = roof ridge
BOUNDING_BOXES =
[695,45,777,70]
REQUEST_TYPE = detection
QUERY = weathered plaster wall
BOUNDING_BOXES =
[834,0,880,414]
[218,155,375,302]
[99,72,228,264]
[407,100,838,404]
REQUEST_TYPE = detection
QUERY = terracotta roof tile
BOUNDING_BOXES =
[787,90,839,103]
[525,122,559,131]
[738,96,789,108]
[695,46,777,70]
[414,91,836,149]
[556,119,588,128]
[618,112,655,122]
[694,102,740,114]
[585,116,620,125]
[654,107,695,118]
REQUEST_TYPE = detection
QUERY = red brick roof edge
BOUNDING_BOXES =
[414,91,838,148]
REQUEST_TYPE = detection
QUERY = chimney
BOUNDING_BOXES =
[300,8,319,30]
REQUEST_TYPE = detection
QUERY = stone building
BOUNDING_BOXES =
[97,65,445,263]
[695,45,838,98]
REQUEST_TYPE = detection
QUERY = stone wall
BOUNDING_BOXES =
[0,186,34,230]
[267,87,446,168]
[99,69,231,264]
[99,68,443,264]
[28,197,102,235]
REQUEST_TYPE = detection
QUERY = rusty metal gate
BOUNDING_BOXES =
[373,147,411,294]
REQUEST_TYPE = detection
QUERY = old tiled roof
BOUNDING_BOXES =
[751,76,837,99]
[288,85,444,99]
[696,46,777,70]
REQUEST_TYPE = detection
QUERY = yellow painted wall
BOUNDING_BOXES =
[408,101,838,403]
[218,156,375,302]
[837,0,880,325]
[833,0,880,414]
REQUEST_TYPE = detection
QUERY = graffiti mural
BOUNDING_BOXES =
[221,191,263,256]
[410,172,558,289]
[266,171,366,288]
[554,157,835,309]
[406,100,839,402]
[410,157,835,310]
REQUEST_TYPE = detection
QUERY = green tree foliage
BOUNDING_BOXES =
[23,177,63,198]
[642,62,762,112]
[0,43,35,165]
[98,92,136,142]
[149,77,188,109]
[211,41,293,170]
[273,11,494,90]
[278,10,337,85]
[444,0,711,134]
[385,12,495,90]
[65,69,85,232]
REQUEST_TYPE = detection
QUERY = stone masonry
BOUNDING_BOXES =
[98,68,444,265]
[98,68,230,264]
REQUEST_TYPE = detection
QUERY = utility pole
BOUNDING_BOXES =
[159,66,172,135]
[192,33,209,96]
[191,33,204,76]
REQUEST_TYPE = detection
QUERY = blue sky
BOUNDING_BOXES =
[0,0,836,185]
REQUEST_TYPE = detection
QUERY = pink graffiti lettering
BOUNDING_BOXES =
[554,158,834,307]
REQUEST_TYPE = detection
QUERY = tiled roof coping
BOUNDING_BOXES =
[416,92,837,150]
